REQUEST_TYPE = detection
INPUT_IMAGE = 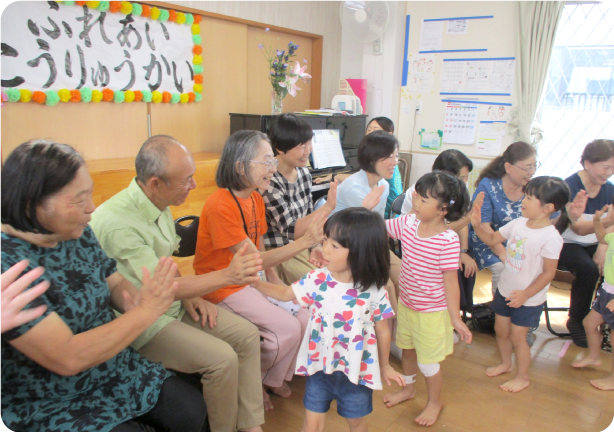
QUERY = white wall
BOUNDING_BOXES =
[172,1,343,107]
[397,2,520,185]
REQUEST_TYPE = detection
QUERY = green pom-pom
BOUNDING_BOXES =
[131,3,142,15]
[185,13,194,25]
[114,91,125,103]
[6,88,20,102]
[192,35,202,45]
[80,87,92,103]
[45,90,60,106]
[195,93,202,102]
[159,9,169,21]
[193,65,203,74]
[170,93,180,104]
[63,1,75,5]
[98,1,109,12]
[142,90,152,102]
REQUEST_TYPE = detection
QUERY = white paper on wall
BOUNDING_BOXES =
[406,53,436,92]
[443,101,478,145]
[418,20,443,52]
[440,58,516,95]
[447,20,468,34]
[477,121,506,156]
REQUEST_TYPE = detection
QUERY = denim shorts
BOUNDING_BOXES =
[592,287,614,328]
[491,289,544,328]
[303,371,373,419]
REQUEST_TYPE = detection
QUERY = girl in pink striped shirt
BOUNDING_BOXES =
[383,172,473,427]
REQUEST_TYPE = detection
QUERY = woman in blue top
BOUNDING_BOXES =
[469,141,537,298]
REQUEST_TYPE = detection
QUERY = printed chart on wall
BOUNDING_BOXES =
[440,58,515,96]
[443,101,478,145]
[476,103,511,156]
[406,53,436,92]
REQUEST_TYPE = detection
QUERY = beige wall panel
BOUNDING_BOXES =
[246,27,312,114]
[149,17,248,154]
[1,102,148,161]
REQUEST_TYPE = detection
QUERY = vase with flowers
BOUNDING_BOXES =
[257,28,312,114]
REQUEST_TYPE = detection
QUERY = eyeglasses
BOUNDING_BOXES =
[250,158,279,169]
[512,162,541,173]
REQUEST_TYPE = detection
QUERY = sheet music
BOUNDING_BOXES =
[312,130,346,169]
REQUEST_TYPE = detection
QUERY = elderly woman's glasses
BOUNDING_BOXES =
[250,158,279,169]
[512,162,541,173]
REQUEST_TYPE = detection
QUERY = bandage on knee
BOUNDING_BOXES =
[418,362,440,377]
[404,374,416,384]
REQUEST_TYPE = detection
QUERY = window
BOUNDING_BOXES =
[536,3,614,179]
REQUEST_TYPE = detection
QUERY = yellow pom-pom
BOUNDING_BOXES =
[150,7,160,20]
[19,89,32,103]
[58,89,71,102]
[191,24,200,35]
[124,90,135,103]
[193,55,202,65]
[193,84,203,93]
[86,1,99,8]
[120,1,132,14]
[176,12,186,24]
[152,91,162,103]
[92,90,103,102]
[180,93,189,104]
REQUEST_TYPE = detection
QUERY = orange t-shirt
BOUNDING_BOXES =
[193,188,267,304]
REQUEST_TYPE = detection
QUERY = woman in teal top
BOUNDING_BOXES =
[314,116,402,218]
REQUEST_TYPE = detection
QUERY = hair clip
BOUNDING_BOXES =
[449,199,455,204]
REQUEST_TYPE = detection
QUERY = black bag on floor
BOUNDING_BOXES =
[471,302,496,333]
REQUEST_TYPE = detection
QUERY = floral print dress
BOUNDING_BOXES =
[291,268,394,390]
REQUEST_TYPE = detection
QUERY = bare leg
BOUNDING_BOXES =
[486,314,514,377]
[301,409,326,432]
[262,387,274,411]
[346,417,368,432]
[590,331,614,391]
[266,381,292,398]
[383,348,417,407]
[415,369,443,426]
[500,324,530,393]
[572,310,604,368]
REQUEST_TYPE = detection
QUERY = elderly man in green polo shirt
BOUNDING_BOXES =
[91,135,265,432]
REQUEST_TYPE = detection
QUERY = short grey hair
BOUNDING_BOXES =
[216,130,270,190]
[135,135,178,184]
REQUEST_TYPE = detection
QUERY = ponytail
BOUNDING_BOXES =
[555,206,571,234]
[523,176,572,233]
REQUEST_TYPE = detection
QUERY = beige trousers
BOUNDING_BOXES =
[137,307,263,432]
[274,248,318,285]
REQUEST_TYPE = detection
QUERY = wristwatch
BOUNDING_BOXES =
[460,249,469,254]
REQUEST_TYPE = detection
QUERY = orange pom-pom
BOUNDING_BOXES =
[76,1,86,5]
[109,1,121,13]
[134,90,143,102]
[102,88,114,101]
[70,90,81,103]
[32,91,46,104]
[194,15,202,24]
[162,91,171,103]
[192,45,202,55]
[188,92,196,102]
[194,75,203,84]
[169,10,177,22]
[141,4,150,17]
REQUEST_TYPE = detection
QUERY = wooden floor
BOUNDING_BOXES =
[258,271,614,432]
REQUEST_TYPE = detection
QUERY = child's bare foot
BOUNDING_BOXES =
[500,377,530,393]
[262,388,274,411]
[571,356,602,368]
[590,375,614,391]
[415,401,443,427]
[485,363,513,377]
[383,385,415,408]
[266,381,292,398]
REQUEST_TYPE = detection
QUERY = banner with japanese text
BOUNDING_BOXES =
[1,1,203,105]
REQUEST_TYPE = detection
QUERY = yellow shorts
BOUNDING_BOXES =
[395,303,454,364]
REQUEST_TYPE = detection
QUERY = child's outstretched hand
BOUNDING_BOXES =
[451,318,473,345]
[593,204,610,222]
[381,364,406,387]
[606,299,614,312]
[506,290,529,308]
[470,192,485,228]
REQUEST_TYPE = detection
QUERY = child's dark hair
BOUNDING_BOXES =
[324,207,390,292]
[268,113,314,155]
[357,130,399,174]
[368,117,395,133]
[432,149,473,176]
[415,171,470,222]
[523,176,571,234]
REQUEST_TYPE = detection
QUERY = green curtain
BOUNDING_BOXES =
[509,1,565,147]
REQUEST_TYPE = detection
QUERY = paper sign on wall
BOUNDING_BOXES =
[418,20,443,52]
[477,121,506,156]
[440,58,516,95]
[447,20,468,34]
[480,104,511,121]
[406,53,435,92]
[443,101,478,145]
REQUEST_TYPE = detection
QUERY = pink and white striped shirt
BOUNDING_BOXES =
[387,214,460,312]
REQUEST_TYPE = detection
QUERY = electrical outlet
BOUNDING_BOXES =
[416,101,422,114]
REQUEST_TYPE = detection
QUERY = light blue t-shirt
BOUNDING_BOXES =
[332,170,390,218]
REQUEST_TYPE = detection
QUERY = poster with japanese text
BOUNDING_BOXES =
[1,1,202,105]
